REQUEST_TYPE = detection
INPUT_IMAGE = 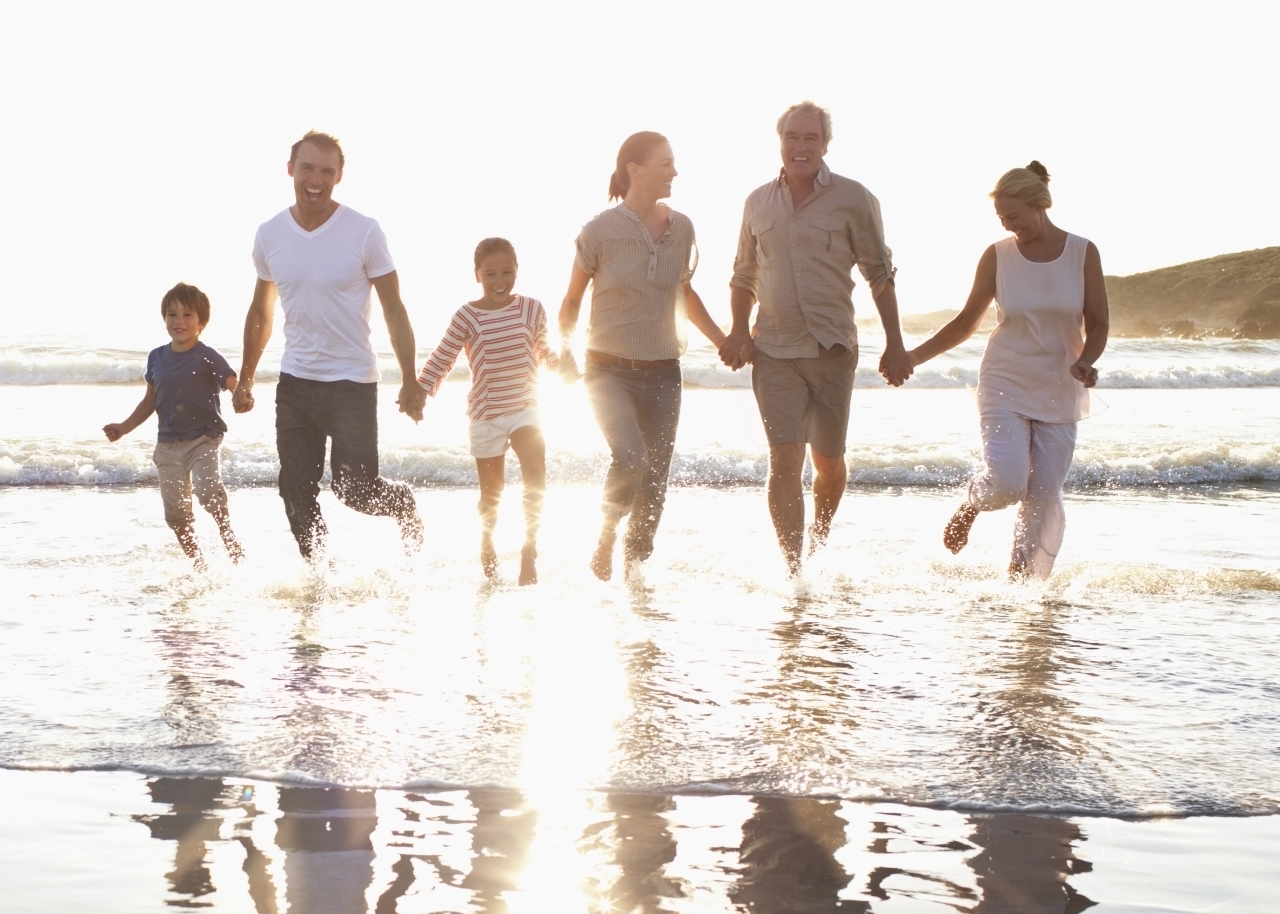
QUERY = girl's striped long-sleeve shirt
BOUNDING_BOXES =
[417,295,559,420]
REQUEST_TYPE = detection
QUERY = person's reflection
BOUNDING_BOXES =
[371,788,537,913]
[583,793,684,912]
[968,814,1095,913]
[463,788,537,907]
[958,603,1098,911]
[730,796,867,913]
[275,786,377,914]
[136,777,227,903]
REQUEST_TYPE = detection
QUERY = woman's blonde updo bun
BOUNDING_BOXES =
[991,160,1053,209]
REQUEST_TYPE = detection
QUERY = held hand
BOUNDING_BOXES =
[557,348,581,382]
[397,380,426,422]
[718,328,754,371]
[878,345,914,388]
[103,423,125,442]
[232,382,255,414]
[1070,359,1099,388]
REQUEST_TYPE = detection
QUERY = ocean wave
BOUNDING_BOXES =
[1,763,1272,817]
[6,346,1279,390]
[3,440,1277,489]
[581,360,1280,391]
[0,350,439,386]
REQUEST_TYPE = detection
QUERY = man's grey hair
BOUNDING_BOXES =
[776,101,833,144]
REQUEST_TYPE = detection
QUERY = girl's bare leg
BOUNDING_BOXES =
[475,455,505,577]
[509,426,546,586]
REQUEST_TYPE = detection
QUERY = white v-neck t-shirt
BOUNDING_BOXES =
[252,204,395,383]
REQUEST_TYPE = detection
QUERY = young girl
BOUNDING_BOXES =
[418,238,564,585]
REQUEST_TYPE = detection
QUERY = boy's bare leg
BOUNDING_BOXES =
[199,491,243,563]
[159,465,205,570]
[509,426,546,586]
[808,449,847,557]
[475,455,505,578]
[172,522,205,569]
[192,445,243,562]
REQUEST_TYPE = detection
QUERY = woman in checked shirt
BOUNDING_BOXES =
[558,131,728,581]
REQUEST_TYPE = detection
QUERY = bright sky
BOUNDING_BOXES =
[2,1,1275,349]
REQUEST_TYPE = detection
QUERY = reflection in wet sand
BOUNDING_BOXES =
[968,814,1095,914]
[732,796,859,912]
[276,787,377,914]
[119,776,1264,912]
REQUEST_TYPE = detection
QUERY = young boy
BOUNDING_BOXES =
[104,283,243,567]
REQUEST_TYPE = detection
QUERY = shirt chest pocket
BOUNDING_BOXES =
[810,214,852,258]
[751,218,776,265]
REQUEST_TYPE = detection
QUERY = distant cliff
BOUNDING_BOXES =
[883,247,1280,339]
[1106,246,1280,338]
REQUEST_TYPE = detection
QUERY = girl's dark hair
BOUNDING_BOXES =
[608,131,669,201]
[473,237,517,270]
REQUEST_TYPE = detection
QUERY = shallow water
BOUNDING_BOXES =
[3,483,1278,820]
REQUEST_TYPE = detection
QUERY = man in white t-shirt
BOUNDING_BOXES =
[232,131,427,559]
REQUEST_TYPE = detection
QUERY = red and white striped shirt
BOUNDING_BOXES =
[417,295,559,420]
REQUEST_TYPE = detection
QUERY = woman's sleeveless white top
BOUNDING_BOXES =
[978,232,1092,423]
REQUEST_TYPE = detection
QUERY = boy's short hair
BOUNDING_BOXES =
[161,283,211,325]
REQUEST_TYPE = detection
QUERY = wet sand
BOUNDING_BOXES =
[1,769,1276,912]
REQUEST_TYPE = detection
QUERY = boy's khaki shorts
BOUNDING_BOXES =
[751,345,858,458]
[153,435,226,529]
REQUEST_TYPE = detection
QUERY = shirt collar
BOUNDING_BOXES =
[776,160,832,187]
[616,202,672,241]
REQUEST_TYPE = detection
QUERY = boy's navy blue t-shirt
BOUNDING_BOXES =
[145,342,235,442]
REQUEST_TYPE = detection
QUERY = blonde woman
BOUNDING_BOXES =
[908,162,1109,578]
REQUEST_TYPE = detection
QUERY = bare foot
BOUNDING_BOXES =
[223,537,245,564]
[943,503,979,554]
[399,510,425,556]
[519,543,537,586]
[806,523,829,558]
[590,528,616,581]
[1008,556,1030,580]
[480,534,498,578]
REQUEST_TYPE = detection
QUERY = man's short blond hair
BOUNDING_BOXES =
[776,101,833,144]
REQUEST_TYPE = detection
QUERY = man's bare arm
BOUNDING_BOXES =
[233,279,278,414]
[873,281,913,387]
[371,270,425,422]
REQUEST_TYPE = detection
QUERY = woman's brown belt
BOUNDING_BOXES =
[584,350,679,370]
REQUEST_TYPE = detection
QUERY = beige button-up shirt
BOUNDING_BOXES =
[731,162,896,359]
[575,204,698,361]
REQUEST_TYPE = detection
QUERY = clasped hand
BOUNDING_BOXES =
[717,329,753,370]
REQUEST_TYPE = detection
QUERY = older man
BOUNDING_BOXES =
[722,101,912,574]
[233,131,426,559]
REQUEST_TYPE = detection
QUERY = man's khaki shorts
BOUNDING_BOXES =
[751,345,858,458]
